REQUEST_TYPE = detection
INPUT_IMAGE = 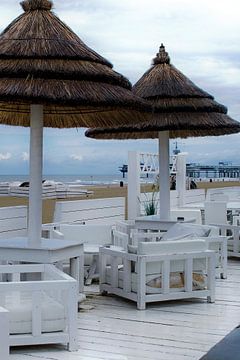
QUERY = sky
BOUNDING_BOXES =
[0,0,239,175]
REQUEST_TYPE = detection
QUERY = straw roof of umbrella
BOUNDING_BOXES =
[85,44,240,139]
[0,0,150,128]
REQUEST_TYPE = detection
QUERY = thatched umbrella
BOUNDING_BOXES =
[0,0,151,246]
[86,44,240,219]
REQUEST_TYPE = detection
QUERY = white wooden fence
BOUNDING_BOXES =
[53,197,125,225]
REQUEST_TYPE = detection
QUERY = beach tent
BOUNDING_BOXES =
[85,44,240,220]
[0,0,150,246]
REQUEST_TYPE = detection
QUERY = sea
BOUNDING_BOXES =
[0,174,156,186]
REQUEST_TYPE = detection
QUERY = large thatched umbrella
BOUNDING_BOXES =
[86,44,240,220]
[0,0,150,246]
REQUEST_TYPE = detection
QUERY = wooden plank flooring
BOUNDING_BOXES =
[11,259,240,360]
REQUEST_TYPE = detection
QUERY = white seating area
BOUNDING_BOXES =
[0,188,240,357]
[0,264,78,356]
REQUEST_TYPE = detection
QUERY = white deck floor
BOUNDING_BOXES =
[11,259,240,360]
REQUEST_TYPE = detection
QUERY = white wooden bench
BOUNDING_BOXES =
[0,264,78,351]
[53,197,125,225]
[0,206,28,239]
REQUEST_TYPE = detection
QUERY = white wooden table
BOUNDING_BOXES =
[0,237,84,295]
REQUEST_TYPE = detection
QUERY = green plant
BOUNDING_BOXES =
[142,184,158,216]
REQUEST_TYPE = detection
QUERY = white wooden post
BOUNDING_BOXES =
[0,307,9,359]
[28,104,43,247]
[158,131,170,220]
[128,151,141,220]
[176,153,187,207]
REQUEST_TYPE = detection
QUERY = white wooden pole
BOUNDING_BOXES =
[0,307,9,359]
[28,104,43,247]
[158,131,170,220]
[128,151,141,220]
[176,153,187,207]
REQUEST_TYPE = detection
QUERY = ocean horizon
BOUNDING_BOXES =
[0,174,155,186]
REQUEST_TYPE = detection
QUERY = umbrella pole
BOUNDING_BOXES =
[158,131,170,220]
[28,104,43,247]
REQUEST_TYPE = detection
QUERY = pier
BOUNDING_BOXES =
[187,162,240,179]
[119,161,240,180]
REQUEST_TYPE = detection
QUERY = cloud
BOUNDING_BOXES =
[21,152,29,161]
[0,152,11,160]
[0,0,239,174]
[70,154,83,161]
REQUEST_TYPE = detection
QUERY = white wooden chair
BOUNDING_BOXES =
[217,224,240,257]
[100,239,216,310]
[52,223,113,285]
[0,264,78,351]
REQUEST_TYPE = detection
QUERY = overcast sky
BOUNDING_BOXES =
[0,0,239,175]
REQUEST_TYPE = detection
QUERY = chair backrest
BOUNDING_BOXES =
[0,206,28,239]
[137,240,208,275]
[54,197,125,225]
[131,231,163,246]
[138,239,207,255]
[184,189,206,204]
[115,220,135,235]
[206,187,240,201]
[204,201,227,225]
[135,219,177,232]
[59,224,113,246]
[210,194,229,202]
[112,229,129,250]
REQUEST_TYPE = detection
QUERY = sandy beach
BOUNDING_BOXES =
[0,180,239,223]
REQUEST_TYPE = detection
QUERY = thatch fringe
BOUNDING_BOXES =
[0,102,149,128]
[0,59,131,88]
[150,97,227,113]
[0,79,148,109]
[85,112,240,139]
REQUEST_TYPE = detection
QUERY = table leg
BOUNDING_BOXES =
[85,255,98,285]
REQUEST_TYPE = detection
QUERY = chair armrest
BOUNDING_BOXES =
[100,246,138,261]
[52,229,64,239]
